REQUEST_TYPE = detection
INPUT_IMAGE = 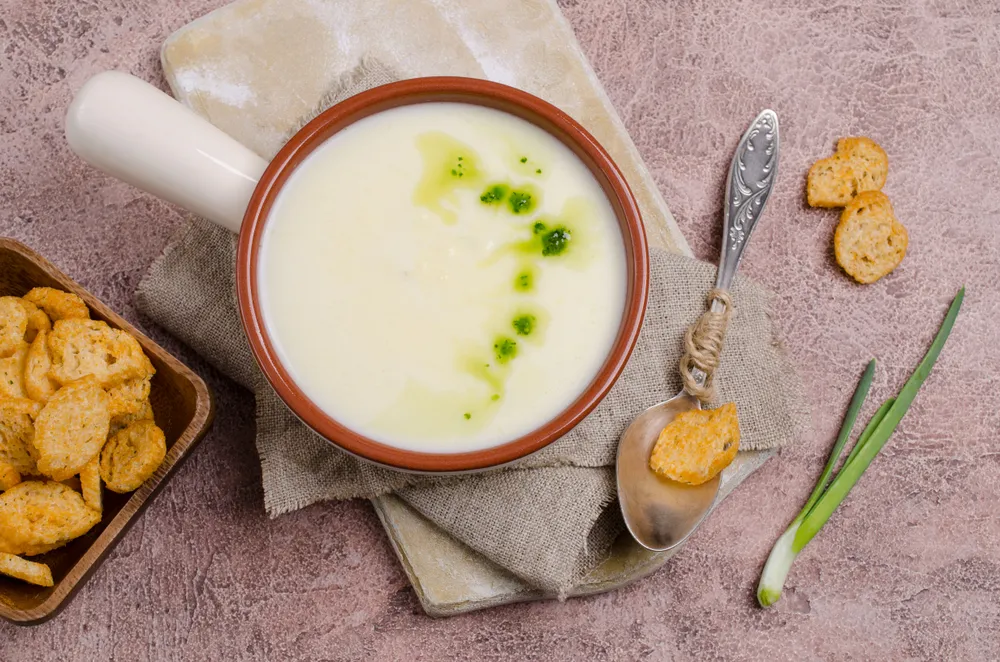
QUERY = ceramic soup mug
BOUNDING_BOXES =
[65,71,648,472]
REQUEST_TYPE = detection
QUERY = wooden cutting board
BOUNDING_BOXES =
[160,0,771,616]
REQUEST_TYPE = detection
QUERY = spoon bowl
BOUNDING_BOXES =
[616,390,719,551]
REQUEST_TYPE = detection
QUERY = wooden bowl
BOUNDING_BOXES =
[237,77,649,472]
[0,238,214,625]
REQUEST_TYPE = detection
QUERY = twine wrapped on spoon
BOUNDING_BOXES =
[680,288,733,402]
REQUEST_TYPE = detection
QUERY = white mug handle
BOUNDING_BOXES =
[65,71,268,234]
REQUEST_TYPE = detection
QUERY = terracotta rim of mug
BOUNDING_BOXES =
[236,77,649,473]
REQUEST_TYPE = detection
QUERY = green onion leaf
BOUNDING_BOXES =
[799,359,876,519]
[842,398,894,469]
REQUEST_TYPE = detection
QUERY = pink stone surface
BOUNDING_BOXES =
[1,0,999,658]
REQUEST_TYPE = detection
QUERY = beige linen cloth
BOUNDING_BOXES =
[135,61,807,594]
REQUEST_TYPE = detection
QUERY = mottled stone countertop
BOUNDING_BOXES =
[1,0,998,659]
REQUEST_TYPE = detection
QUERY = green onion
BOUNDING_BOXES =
[757,287,964,607]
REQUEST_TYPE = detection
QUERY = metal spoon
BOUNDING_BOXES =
[616,109,779,551]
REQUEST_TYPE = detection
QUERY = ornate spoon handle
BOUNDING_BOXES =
[684,110,779,396]
[716,109,779,293]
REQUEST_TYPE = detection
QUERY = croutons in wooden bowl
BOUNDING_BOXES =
[0,238,213,625]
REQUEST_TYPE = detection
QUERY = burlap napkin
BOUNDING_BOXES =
[135,61,807,594]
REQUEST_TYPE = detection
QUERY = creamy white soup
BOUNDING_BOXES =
[259,102,626,453]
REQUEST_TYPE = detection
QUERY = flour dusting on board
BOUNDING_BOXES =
[173,69,256,107]
[432,2,518,85]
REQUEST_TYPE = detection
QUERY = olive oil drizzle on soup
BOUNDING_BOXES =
[259,103,626,453]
